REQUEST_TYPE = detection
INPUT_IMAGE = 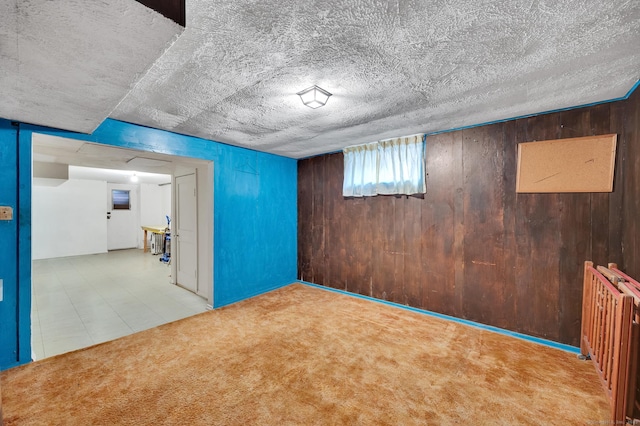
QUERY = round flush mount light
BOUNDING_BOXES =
[130,173,139,183]
[297,85,332,109]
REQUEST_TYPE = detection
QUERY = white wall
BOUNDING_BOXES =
[32,179,107,260]
[161,184,171,225]
[140,183,171,227]
[33,179,172,258]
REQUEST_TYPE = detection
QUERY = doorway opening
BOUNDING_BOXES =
[31,133,213,359]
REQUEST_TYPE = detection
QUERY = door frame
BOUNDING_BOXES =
[6,122,219,369]
[173,171,198,294]
[30,134,215,309]
[171,163,213,306]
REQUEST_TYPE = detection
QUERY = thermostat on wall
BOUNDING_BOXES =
[0,206,13,220]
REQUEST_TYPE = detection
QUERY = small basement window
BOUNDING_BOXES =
[112,189,131,210]
[343,135,426,197]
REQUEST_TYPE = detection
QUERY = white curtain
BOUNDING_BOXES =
[343,135,426,197]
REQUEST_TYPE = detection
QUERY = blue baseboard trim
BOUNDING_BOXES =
[298,281,580,354]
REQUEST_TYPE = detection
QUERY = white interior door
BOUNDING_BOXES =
[107,183,138,250]
[175,173,198,293]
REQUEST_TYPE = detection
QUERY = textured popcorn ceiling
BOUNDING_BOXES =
[3,1,640,158]
[0,0,182,133]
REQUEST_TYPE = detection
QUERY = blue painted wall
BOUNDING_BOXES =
[0,120,19,368]
[0,118,297,370]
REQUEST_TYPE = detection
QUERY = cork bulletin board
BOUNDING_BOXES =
[516,134,617,193]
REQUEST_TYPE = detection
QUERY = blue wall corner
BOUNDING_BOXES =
[1,118,297,370]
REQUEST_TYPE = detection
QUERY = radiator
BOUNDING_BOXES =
[150,233,164,255]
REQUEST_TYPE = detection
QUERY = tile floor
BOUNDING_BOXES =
[31,249,208,360]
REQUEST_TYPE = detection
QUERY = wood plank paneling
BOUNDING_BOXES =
[351,196,372,296]
[589,104,612,267]
[514,113,562,341]
[451,132,465,318]
[393,197,407,305]
[324,153,344,290]
[297,90,640,345]
[374,195,396,301]
[462,124,510,328]
[608,100,627,267]
[421,132,459,316]
[501,120,518,332]
[310,156,325,285]
[556,108,592,346]
[622,88,640,278]
[403,194,422,307]
[297,159,312,282]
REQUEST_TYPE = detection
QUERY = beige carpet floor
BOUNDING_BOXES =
[1,283,609,425]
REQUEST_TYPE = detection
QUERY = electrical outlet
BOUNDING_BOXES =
[0,206,13,220]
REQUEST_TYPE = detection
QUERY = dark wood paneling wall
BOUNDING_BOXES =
[136,0,185,26]
[298,88,640,346]
[622,89,640,282]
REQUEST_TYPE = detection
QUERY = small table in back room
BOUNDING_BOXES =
[141,225,168,253]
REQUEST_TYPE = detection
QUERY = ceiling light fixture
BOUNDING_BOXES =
[297,85,332,109]
[130,172,139,183]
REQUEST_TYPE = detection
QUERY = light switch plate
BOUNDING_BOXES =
[0,206,13,220]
